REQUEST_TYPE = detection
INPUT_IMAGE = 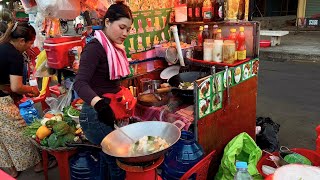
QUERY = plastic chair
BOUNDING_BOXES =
[180,150,216,180]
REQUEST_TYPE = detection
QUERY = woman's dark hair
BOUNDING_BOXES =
[0,22,7,35]
[0,22,36,44]
[102,1,133,28]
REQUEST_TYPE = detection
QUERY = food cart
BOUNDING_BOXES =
[20,0,261,179]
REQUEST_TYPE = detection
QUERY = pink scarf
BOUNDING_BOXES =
[94,30,130,80]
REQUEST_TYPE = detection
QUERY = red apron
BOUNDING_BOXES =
[103,87,137,120]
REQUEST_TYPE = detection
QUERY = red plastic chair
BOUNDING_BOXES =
[180,150,216,180]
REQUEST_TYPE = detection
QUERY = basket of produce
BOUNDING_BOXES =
[24,111,85,151]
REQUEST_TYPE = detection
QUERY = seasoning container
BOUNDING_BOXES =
[203,39,214,61]
[193,46,203,60]
[223,40,236,64]
[212,40,223,63]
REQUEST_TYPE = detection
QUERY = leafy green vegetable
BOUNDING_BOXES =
[68,107,81,117]
[23,120,42,137]
[47,133,65,148]
[53,121,70,136]
[63,116,77,128]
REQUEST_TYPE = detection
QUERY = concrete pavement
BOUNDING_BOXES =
[259,31,320,63]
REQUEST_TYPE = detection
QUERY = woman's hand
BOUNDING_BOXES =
[94,97,115,127]
[26,86,40,97]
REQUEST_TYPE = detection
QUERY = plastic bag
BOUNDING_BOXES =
[35,50,51,77]
[256,117,280,152]
[36,0,80,19]
[215,132,263,180]
[45,83,73,113]
[19,100,40,125]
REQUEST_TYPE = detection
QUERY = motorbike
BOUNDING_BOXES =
[73,15,84,35]
[60,19,69,34]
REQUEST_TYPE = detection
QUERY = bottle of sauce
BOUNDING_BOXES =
[194,0,203,21]
[214,0,224,21]
[237,26,246,61]
[211,24,218,39]
[215,28,223,40]
[187,0,195,21]
[202,0,213,22]
[197,26,204,46]
[202,25,210,45]
[229,28,237,60]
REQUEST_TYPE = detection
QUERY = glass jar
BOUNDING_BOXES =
[203,39,214,62]
[212,40,223,63]
[223,40,236,64]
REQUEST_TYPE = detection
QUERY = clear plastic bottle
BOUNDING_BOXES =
[234,162,253,180]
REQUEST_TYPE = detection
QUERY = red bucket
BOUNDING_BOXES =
[257,148,320,178]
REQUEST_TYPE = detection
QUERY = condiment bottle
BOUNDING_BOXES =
[214,0,225,21]
[229,28,238,60]
[203,39,214,61]
[202,0,213,22]
[202,25,210,45]
[198,26,204,46]
[237,26,246,60]
[211,24,218,39]
[212,40,223,63]
[215,28,223,40]
[223,40,236,64]
[194,0,203,21]
[187,0,195,21]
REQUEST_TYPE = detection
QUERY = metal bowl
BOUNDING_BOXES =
[101,121,181,163]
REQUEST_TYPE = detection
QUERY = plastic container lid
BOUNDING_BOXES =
[204,25,209,29]
[230,28,237,33]
[239,27,245,32]
[236,161,248,168]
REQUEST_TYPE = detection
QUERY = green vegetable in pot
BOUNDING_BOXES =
[68,107,81,116]
[284,153,312,165]
[53,121,70,136]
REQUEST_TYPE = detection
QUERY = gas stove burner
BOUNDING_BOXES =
[118,157,161,167]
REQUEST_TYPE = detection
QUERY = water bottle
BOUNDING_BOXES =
[234,161,253,180]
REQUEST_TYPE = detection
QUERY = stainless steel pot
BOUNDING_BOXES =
[101,121,182,163]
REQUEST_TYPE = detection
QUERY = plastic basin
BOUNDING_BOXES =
[257,148,320,177]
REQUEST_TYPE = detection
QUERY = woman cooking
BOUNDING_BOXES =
[74,1,135,179]
[0,22,42,177]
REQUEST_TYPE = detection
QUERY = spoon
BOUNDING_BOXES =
[114,124,135,144]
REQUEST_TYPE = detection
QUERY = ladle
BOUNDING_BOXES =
[114,124,135,144]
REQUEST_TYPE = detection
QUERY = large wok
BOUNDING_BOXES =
[168,71,202,99]
[101,121,181,164]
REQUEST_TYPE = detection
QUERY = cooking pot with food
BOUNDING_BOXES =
[168,72,202,102]
[100,121,184,164]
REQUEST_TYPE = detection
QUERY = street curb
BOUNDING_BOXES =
[259,51,320,63]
